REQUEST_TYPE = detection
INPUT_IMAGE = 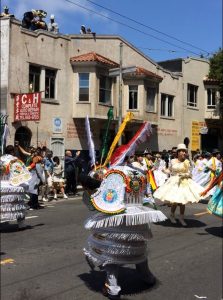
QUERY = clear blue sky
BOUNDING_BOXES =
[1,0,222,61]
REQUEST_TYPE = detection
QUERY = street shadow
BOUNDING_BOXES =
[155,218,206,228]
[78,266,159,297]
[12,287,45,300]
[205,226,223,238]
[0,223,45,233]
[199,199,209,204]
[0,251,6,256]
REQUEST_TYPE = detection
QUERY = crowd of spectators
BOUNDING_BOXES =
[14,142,86,209]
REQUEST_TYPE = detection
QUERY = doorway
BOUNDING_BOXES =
[15,126,32,148]
[50,137,65,169]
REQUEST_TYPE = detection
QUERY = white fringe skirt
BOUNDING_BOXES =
[0,181,27,222]
[84,206,167,267]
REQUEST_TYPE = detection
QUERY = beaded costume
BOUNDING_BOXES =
[0,154,30,225]
[83,165,166,297]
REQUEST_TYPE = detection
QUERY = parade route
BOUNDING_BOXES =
[1,197,222,300]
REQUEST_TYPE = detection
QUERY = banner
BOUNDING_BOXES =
[14,92,41,121]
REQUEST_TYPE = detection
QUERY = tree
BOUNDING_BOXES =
[208,48,223,119]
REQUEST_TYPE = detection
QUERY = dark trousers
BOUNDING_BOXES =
[65,172,77,194]
[28,194,39,209]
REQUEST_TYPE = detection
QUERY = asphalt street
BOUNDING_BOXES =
[0,196,222,300]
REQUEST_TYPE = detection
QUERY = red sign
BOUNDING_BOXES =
[14,92,41,121]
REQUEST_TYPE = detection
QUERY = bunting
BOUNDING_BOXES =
[110,121,152,167]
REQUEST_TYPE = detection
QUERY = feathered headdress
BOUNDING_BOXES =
[110,122,152,167]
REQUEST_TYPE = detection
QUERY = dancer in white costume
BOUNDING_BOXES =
[0,145,31,229]
[153,144,204,226]
[83,165,167,299]
[192,153,210,186]
[153,153,169,187]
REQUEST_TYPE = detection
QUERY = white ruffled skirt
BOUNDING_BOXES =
[153,175,204,204]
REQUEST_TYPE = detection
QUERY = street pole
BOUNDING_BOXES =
[35,121,39,147]
[118,42,123,146]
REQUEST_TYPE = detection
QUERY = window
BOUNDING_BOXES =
[160,93,174,117]
[79,73,89,101]
[99,75,112,104]
[146,87,156,112]
[187,84,198,107]
[29,65,41,92]
[29,64,57,100]
[129,85,138,109]
[207,88,216,109]
[45,69,56,99]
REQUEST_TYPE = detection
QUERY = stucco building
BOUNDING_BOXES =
[1,17,222,160]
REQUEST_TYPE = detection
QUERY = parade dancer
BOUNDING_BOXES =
[83,165,167,299]
[204,149,222,195]
[0,145,31,229]
[153,153,169,187]
[200,170,223,218]
[82,120,167,299]
[153,144,205,226]
[192,152,210,186]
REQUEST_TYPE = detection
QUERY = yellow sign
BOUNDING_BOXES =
[191,121,206,151]
[191,121,200,151]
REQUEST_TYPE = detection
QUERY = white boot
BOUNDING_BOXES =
[17,218,26,229]
[179,215,187,226]
[63,194,68,199]
[169,213,177,224]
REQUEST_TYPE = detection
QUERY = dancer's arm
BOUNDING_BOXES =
[200,171,223,196]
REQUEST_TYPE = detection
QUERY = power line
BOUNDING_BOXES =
[64,0,204,57]
[85,0,210,55]
[137,47,187,53]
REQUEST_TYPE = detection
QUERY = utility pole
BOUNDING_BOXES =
[118,42,123,146]
[35,121,39,147]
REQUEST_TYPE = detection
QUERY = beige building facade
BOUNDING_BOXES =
[159,58,222,152]
[1,17,222,158]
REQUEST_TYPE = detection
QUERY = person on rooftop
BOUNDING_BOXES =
[0,6,14,18]
[48,14,59,34]
[80,25,86,34]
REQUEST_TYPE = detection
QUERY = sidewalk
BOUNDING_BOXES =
[38,185,84,203]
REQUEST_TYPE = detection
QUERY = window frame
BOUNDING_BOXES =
[207,88,217,109]
[160,93,174,117]
[79,73,90,102]
[29,64,57,100]
[45,68,56,99]
[187,83,198,107]
[99,75,112,105]
[29,65,41,92]
[146,87,157,112]
[128,85,138,110]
